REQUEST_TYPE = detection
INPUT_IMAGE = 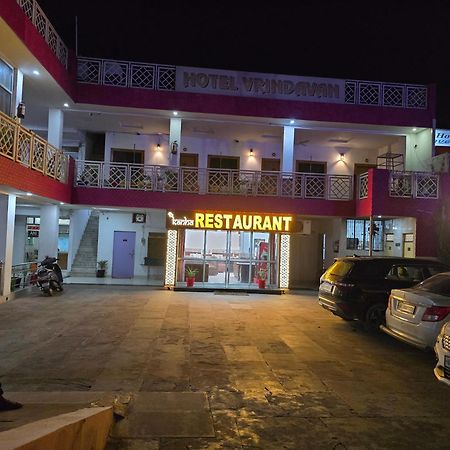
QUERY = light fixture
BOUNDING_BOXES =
[63,103,69,108]
[412,128,417,132]
[32,70,40,75]
[173,111,178,116]
[26,192,33,196]
[249,148,254,156]
[156,143,161,151]
[339,152,345,161]
[289,119,295,124]
[60,202,65,205]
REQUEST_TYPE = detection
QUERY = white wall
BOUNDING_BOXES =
[68,209,91,270]
[97,209,166,277]
[406,129,433,172]
[13,216,26,265]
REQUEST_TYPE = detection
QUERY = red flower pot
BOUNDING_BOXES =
[186,276,195,287]
[258,279,266,289]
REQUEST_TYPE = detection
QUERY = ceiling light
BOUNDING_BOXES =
[26,192,33,196]
[412,128,417,132]
[60,202,65,205]
[289,120,295,124]
[32,70,40,75]
[63,103,69,107]
[173,111,178,116]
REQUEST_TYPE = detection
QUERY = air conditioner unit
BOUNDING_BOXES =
[298,220,311,235]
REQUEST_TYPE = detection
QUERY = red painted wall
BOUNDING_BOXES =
[0,156,74,203]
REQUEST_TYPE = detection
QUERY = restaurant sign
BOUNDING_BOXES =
[435,129,450,147]
[176,66,345,104]
[167,211,295,232]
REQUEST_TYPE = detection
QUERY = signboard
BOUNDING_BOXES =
[176,66,345,104]
[167,211,295,232]
[27,225,39,238]
[435,129,450,147]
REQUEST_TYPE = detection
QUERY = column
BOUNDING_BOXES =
[13,69,23,120]
[38,205,60,262]
[281,126,295,173]
[169,117,182,166]
[0,194,16,300]
[48,108,64,149]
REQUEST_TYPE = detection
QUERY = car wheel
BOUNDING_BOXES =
[364,303,386,332]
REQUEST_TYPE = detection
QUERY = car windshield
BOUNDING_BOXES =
[416,273,450,297]
[326,260,354,277]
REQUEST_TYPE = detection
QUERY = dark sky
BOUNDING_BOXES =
[38,0,450,126]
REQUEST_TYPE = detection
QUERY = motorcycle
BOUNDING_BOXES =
[37,256,63,296]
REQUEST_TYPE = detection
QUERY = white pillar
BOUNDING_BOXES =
[282,126,295,173]
[48,108,64,149]
[13,69,23,119]
[169,117,182,166]
[0,194,16,300]
[38,205,59,262]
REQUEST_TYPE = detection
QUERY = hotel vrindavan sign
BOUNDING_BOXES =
[167,211,295,232]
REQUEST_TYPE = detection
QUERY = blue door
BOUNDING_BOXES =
[112,231,136,278]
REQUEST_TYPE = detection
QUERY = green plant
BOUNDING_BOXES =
[97,260,108,269]
[257,268,268,280]
[185,266,198,278]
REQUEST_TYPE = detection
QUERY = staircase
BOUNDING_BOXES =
[71,213,99,276]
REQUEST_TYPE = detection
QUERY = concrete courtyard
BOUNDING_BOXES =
[0,285,450,449]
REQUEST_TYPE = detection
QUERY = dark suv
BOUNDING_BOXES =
[318,257,449,330]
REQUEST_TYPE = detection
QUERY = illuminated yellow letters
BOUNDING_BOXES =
[282,216,293,231]
[215,214,223,229]
[263,216,272,230]
[233,215,242,229]
[253,215,263,230]
[195,213,204,228]
[272,216,282,231]
[205,213,214,228]
[242,215,252,230]
[223,214,233,228]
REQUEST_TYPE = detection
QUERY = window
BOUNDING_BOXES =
[346,219,383,251]
[111,148,144,164]
[0,59,13,116]
[296,160,327,173]
[208,156,239,170]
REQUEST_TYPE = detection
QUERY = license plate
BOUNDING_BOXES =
[445,356,450,369]
[397,301,416,314]
[320,283,333,293]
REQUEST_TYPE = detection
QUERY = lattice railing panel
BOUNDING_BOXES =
[207,170,231,194]
[103,61,128,87]
[181,168,199,193]
[46,146,57,177]
[359,82,381,106]
[31,137,46,172]
[389,173,413,197]
[359,173,369,199]
[231,171,254,195]
[416,173,439,199]
[103,165,128,188]
[154,167,179,192]
[279,235,290,289]
[17,0,33,20]
[165,230,178,286]
[47,24,58,54]
[345,81,357,104]
[16,128,32,166]
[257,173,279,196]
[0,116,16,160]
[305,175,326,198]
[383,85,404,107]
[407,86,427,109]
[55,154,67,182]
[130,166,154,190]
[157,66,176,90]
[34,3,47,39]
[77,59,102,84]
[328,175,352,200]
[76,162,101,187]
[130,64,156,89]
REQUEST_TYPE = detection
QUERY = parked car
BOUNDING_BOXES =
[434,321,450,386]
[381,272,450,349]
[318,256,449,331]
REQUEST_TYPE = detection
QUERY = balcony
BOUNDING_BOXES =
[74,160,354,201]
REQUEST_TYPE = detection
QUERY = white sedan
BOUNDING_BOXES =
[434,322,450,386]
[380,272,450,350]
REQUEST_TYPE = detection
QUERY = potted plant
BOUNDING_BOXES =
[97,260,108,278]
[185,266,198,287]
[257,268,267,289]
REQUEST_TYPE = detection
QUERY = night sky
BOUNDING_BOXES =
[38,0,450,127]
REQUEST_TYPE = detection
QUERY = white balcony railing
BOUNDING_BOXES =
[16,0,68,68]
[74,160,354,201]
[0,111,69,182]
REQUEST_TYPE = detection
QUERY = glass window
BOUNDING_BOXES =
[184,229,204,258]
[346,219,383,251]
[416,274,450,297]
[326,260,354,277]
[0,59,13,116]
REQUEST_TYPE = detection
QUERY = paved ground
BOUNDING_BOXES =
[0,285,450,449]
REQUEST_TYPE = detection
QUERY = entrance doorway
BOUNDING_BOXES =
[177,230,278,287]
[112,231,136,278]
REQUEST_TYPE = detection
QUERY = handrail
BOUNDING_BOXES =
[0,110,69,183]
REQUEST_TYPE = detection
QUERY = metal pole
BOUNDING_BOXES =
[75,16,78,57]
[369,215,374,256]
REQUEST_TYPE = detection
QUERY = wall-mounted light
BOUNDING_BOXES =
[249,148,254,157]
[339,152,345,161]
[156,143,161,151]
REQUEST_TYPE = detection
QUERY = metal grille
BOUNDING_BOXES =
[77,59,102,84]
[328,175,352,200]
[279,234,290,289]
[181,168,199,193]
[415,173,439,199]
[103,164,127,188]
[58,42,68,68]
[359,82,381,106]
[130,64,155,89]
[130,166,154,190]
[383,85,404,107]
[47,24,58,54]
[305,174,326,198]
[207,170,231,194]
[31,137,46,172]
[155,167,179,192]
[165,229,178,286]
[103,61,128,87]
[407,86,427,109]
[34,3,47,39]
[157,66,176,90]
[359,173,369,199]
[442,334,450,351]
[76,162,101,187]
[345,81,357,104]
[0,118,16,159]
[389,172,413,197]
[257,173,279,196]
[17,0,33,20]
